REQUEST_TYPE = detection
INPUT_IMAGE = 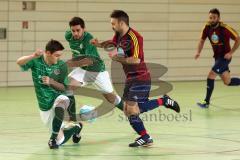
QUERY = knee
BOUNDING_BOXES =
[208,73,216,79]
[123,104,132,117]
[54,95,70,110]
[124,102,139,117]
[68,84,78,91]
[125,110,137,117]
[221,77,231,86]
[223,80,230,86]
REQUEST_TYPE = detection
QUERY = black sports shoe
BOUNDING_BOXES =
[72,122,83,143]
[197,100,209,108]
[129,135,153,147]
[163,95,180,113]
[48,138,59,149]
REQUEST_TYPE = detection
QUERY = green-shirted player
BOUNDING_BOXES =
[16,40,82,149]
[65,17,123,111]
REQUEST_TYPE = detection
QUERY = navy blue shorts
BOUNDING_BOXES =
[123,80,151,102]
[212,57,231,75]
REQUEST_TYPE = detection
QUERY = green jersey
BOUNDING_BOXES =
[20,56,68,111]
[65,30,105,72]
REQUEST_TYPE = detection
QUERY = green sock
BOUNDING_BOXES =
[115,99,124,111]
[68,96,76,122]
[50,107,64,139]
[61,126,79,144]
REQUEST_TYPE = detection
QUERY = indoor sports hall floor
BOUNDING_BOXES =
[0,81,240,160]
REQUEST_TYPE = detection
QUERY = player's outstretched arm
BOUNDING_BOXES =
[90,39,115,49]
[66,57,93,68]
[112,56,140,65]
[90,38,103,48]
[194,39,205,60]
[16,49,43,66]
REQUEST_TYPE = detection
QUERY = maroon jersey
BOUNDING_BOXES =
[201,22,239,58]
[112,28,150,82]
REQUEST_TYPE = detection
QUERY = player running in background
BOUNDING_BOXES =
[16,40,82,149]
[65,17,124,116]
[195,8,240,108]
[92,10,180,147]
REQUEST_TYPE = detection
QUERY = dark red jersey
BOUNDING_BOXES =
[112,28,150,82]
[201,22,239,58]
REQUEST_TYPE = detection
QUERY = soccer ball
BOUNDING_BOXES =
[79,105,97,123]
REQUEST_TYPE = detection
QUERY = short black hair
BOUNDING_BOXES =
[209,8,220,17]
[69,17,85,28]
[45,39,64,54]
[110,10,129,26]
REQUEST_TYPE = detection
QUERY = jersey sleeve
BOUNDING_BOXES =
[84,34,101,60]
[85,43,103,66]
[224,24,239,40]
[20,59,35,71]
[65,30,72,42]
[60,62,69,87]
[200,24,208,40]
[65,30,83,57]
[85,42,98,56]
[128,32,143,59]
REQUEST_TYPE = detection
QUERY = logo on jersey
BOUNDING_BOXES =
[117,47,125,57]
[80,43,83,49]
[211,32,219,44]
[53,69,60,75]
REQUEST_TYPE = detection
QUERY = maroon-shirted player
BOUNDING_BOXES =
[195,8,240,108]
[92,10,180,147]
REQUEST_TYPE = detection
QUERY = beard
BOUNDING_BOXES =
[112,28,120,35]
[210,21,219,28]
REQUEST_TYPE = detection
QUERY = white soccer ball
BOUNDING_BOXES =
[79,105,97,123]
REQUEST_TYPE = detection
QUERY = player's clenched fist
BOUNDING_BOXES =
[108,48,118,59]
[194,53,200,60]
[90,38,99,45]
[33,49,44,58]
[42,76,53,86]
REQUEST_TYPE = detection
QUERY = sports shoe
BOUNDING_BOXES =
[48,138,59,149]
[129,135,153,147]
[72,122,83,143]
[163,95,180,113]
[197,101,209,108]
